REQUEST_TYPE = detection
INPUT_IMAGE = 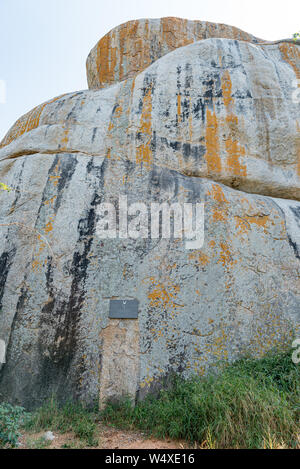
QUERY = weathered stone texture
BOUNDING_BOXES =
[86,17,263,90]
[0,18,299,408]
[99,319,140,408]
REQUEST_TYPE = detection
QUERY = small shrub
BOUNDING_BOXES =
[0,403,29,448]
[294,32,300,41]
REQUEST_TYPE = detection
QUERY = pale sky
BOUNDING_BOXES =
[0,0,299,141]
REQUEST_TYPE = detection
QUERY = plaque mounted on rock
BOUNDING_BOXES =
[109,299,139,319]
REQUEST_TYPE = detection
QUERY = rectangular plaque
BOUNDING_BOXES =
[109,299,139,319]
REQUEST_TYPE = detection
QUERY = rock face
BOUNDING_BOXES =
[86,17,263,90]
[0,18,299,408]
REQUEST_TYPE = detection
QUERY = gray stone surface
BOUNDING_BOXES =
[0,19,299,408]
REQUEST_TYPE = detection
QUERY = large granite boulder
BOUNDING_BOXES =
[0,18,299,408]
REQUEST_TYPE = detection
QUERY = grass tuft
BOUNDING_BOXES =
[24,398,98,447]
[102,349,300,449]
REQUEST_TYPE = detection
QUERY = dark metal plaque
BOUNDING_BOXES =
[109,299,139,319]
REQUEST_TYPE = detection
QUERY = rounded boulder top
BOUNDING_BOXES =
[86,17,263,89]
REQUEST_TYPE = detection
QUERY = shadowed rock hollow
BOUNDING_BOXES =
[0,18,299,408]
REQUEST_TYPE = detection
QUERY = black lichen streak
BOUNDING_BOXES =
[0,248,16,311]
[36,192,98,403]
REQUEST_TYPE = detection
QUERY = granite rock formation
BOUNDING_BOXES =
[0,18,299,408]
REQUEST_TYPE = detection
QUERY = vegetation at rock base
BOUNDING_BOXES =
[23,399,98,447]
[0,349,299,449]
[0,403,29,448]
[102,349,300,449]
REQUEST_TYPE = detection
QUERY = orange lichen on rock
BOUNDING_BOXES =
[204,108,222,174]
[96,34,117,87]
[161,17,194,50]
[0,94,66,149]
[218,242,237,269]
[147,277,180,311]
[221,69,233,107]
[244,215,269,231]
[234,214,270,235]
[177,94,182,123]
[136,86,153,169]
[221,71,247,178]
[279,43,300,80]
[60,127,70,151]
[207,184,229,223]
[118,20,139,81]
[87,17,262,89]
[188,251,210,266]
[234,216,250,235]
[211,184,228,205]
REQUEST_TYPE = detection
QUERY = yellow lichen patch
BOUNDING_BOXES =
[234,216,250,235]
[119,20,139,81]
[221,71,247,178]
[0,94,66,149]
[208,184,229,223]
[193,319,230,372]
[161,17,192,51]
[44,220,54,234]
[204,108,222,174]
[247,307,296,358]
[225,133,247,177]
[221,70,233,107]
[235,214,270,235]
[244,215,269,232]
[209,239,216,249]
[32,234,47,272]
[43,196,57,208]
[49,161,61,187]
[136,145,152,167]
[145,276,183,321]
[211,184,228,205]
[136,86,153,169]
[148,279,180,310]
[218,242,237,269]
[61,128,70,150]
[96,34,117,87]
[177,94,182,123]
[188,251,210,266]
[113,105,123,118]
[212,208,227,222]
[210,327,229,361]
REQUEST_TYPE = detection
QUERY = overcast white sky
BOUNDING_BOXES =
[0,0,299,140]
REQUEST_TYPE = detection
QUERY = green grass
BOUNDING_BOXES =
[23,399,98,447]
[102,349,300,449]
